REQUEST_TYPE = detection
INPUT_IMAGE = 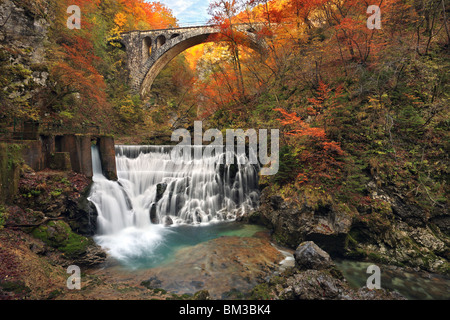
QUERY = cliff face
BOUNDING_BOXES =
[0,0,50,112]
[0,0,48,61]
[242,183,449,275]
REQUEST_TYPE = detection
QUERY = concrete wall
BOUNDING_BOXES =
[21,139,45,171]
[60,134,93,178]
[97,136,117,181]
[17,134,117,181]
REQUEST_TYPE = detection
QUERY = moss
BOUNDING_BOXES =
[344,233,358,248]
[273,230,296,248]
[46,289,63,300]
[50,188,63,198]
[344,247,368,260]
[222,288,245,299]
[31,220,92,258]
[367,252,389,264]
[0,280,31,296]
[0,143,23,204]
[193,290,210,300]
[436,262,450,275]
[60,177,71,186]
[250,283,275,300]
[152,288,167,295]
[0,205,8,229]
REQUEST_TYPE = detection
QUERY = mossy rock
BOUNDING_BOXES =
[221,288,245,300]
[249,283,274,300]
[31,220,92,258]
[193,290,210,300]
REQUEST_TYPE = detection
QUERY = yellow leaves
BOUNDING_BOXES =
[114,12,127,29]
[107,13,127,46]
[118,104,136,122]
[15,104,40,122]
[185,44,207,71]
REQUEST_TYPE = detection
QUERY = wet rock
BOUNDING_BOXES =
[246,188,352,256]
[66,184,98,236]
[391,197,425,227]
[294,241,333,271]
[279,269,347,300]
[355,287,406,300]
[141,276,163,289]
[72,243,107,267]
[156,183,167,202]
[270,196,284,210]
[149,203,159,224]
[163,215,173,226]
[431,216,450,236]
[193,290,210,300]
[254,265,407,300]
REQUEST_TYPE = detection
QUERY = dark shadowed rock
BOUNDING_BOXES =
[294,241,332,271]
[149,203,159,224]
[268,268,406,300]
[156,182,167,202]
[242,188,352,256]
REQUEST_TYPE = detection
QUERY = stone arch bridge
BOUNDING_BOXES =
[119,24,266,97]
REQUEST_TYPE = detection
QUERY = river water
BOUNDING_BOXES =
[335,260,450,300]
[88,144,449,300]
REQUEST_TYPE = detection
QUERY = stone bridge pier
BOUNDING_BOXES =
[119,25,266,97]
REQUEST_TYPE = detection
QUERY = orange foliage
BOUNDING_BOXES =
[117,0,177,30]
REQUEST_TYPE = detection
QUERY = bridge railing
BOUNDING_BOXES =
[120,21,272,35]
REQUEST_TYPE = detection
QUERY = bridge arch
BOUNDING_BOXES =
[119,25,265,98]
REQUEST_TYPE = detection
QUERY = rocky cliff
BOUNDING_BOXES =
[0,0,51,114]
[241,182,449,275]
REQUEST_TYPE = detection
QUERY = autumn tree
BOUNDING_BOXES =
[209,0,247,98]
[41,0,110,129]
[275,106,344,187]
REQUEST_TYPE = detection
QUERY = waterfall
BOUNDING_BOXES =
[88,144,260,235]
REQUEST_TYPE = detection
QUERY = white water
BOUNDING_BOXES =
[88,144,260,266]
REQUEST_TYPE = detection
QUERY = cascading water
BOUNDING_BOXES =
[88,144,260,267]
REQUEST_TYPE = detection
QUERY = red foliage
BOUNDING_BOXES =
[275,82,345,187]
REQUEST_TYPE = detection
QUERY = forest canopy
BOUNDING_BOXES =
[0,0,448,211]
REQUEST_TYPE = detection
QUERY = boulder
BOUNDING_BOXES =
[66,183,98,236]
[294,241,333,271]
[244,188,352,256]
[163,215,173,226]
